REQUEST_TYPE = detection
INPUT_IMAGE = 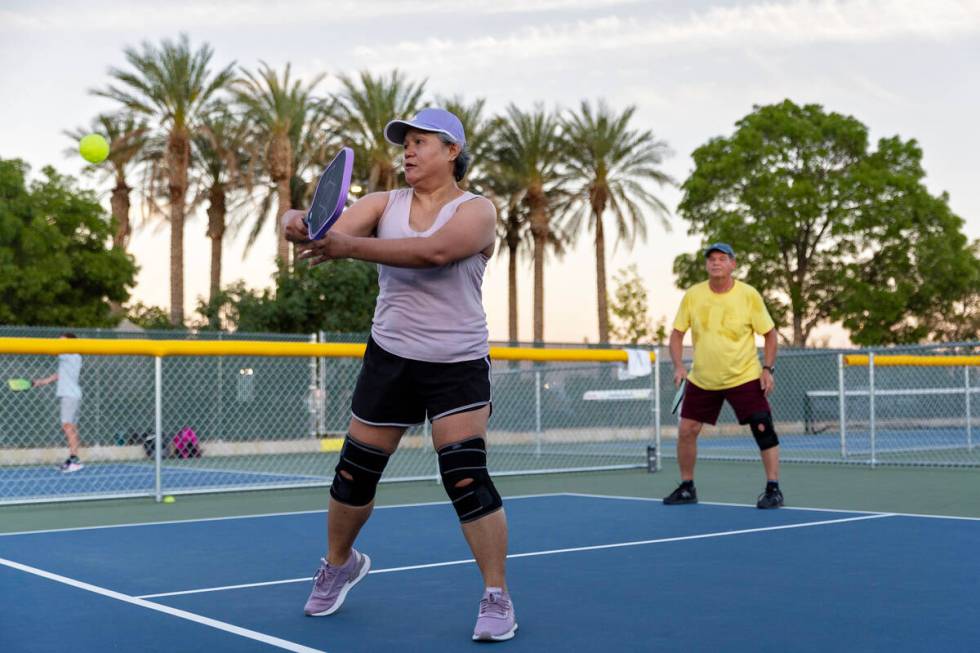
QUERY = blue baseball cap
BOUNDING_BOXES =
[704,242,735,258]
[384,107,466,147]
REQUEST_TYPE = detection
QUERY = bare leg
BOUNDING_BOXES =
[432,406,508,590]
[62,422,81,457]
[761,445,780,482]
[677,418,703,481]
[325,421,403,566]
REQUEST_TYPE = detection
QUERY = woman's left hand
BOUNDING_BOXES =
[296,231,352,266]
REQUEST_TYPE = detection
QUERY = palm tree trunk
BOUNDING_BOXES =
[269,132,293,269]
[275,178,291,267]
[594,210,610,343]
[507,241,519,342]
[108,178,131,316]
[207,184,227,304]
[110,179,131,251]
[529,188,548,342]
[168,131,190,326]
[532,233,545,342]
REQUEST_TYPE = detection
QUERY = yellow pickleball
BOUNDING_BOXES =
[79,134,110,164]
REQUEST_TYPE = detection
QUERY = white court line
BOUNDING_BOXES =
[561,492,980,522]
[0,556,324,653]
[136,512,894,600]
[0,492,561,537]
[157,462,328,483]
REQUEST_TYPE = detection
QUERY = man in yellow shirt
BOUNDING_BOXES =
[664,243,783,509]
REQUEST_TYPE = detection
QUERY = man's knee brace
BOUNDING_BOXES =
[438,436,503,523]
[748,412,779,450]
[329,435,390,506]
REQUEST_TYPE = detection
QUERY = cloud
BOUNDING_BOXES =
[348,0,980,75]
[0,0,645,32]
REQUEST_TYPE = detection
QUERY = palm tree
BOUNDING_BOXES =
[94,34,236,325]
[560,100,674,343]
[233,62,329,267]
[494,105,566,342]
[191,103,251,305]
[437,95,497,190]
[487,176,571,343]
[65,112,150,252]
[336,70,426,193]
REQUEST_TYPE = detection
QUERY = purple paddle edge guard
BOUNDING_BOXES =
[307,146,354,240]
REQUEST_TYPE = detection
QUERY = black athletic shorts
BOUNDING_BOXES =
[351,336,492,427]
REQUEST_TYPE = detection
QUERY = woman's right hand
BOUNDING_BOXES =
[282,209,311,244]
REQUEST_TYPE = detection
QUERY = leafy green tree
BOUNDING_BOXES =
[560,100,674,343]
[126,302,179,330]
[675,100,980,346]
[0,159,136,326]
[609,264,667,344]
[199,259,378,334]
[95,34,236,325]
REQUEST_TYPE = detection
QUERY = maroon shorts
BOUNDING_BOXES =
[680,378,771,425]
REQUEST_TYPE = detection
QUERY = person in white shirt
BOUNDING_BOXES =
[33,333,84,472]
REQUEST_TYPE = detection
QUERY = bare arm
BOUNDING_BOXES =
[282,191,390,244]
[297,197,496,268]
[33,373,57,387]
[669,329,687,387]
[760,328,777,396]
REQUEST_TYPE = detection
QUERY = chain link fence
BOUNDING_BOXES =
[660,341,980,468]
[1,329,977,504]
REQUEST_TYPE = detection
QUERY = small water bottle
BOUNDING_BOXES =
[646,445,658,473]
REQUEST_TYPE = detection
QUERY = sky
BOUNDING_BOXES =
[2,0,979,345]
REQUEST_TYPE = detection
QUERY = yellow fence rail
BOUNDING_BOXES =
[844,355,980,367]
[0,337,656,363]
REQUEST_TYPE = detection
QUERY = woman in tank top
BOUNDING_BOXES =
[283,108,517,642]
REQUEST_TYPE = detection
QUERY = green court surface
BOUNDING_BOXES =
[3,460,978,534]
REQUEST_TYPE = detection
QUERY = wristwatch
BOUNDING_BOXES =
[762,365,775,375]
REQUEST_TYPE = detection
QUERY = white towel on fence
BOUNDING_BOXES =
[617,348,652,380]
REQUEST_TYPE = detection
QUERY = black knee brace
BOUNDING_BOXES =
[748,412,779,450]
[329,435,390,506]
[438,436,503,523]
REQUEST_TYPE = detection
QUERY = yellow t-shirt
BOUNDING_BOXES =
[673,280,775,391]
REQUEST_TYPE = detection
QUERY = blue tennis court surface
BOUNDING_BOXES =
[0,463,325,499]
[1,493,977,652]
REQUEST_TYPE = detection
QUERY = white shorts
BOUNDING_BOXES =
[60,397,81,425]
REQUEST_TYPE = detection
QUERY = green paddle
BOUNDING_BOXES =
[7,378,32,391]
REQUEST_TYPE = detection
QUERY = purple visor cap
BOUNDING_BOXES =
[384,108,466,147]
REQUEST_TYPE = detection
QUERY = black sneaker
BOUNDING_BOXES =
[663,483,697,505]
[756,486,784,509]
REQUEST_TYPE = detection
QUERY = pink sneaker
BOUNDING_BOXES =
[472,587,517,641]
[303,550,370,616]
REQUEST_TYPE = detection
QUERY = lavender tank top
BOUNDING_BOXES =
[370,188,490,363]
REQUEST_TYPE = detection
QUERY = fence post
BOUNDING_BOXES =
[869,351,876,468]
[318,331,327,438]
[427,419,439,483]
[154,356,163,502]
[308,332,318,438]
[966,365,973,451]
[534,370,543,457]
[653,347,661,472]
[838,353,847,459]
